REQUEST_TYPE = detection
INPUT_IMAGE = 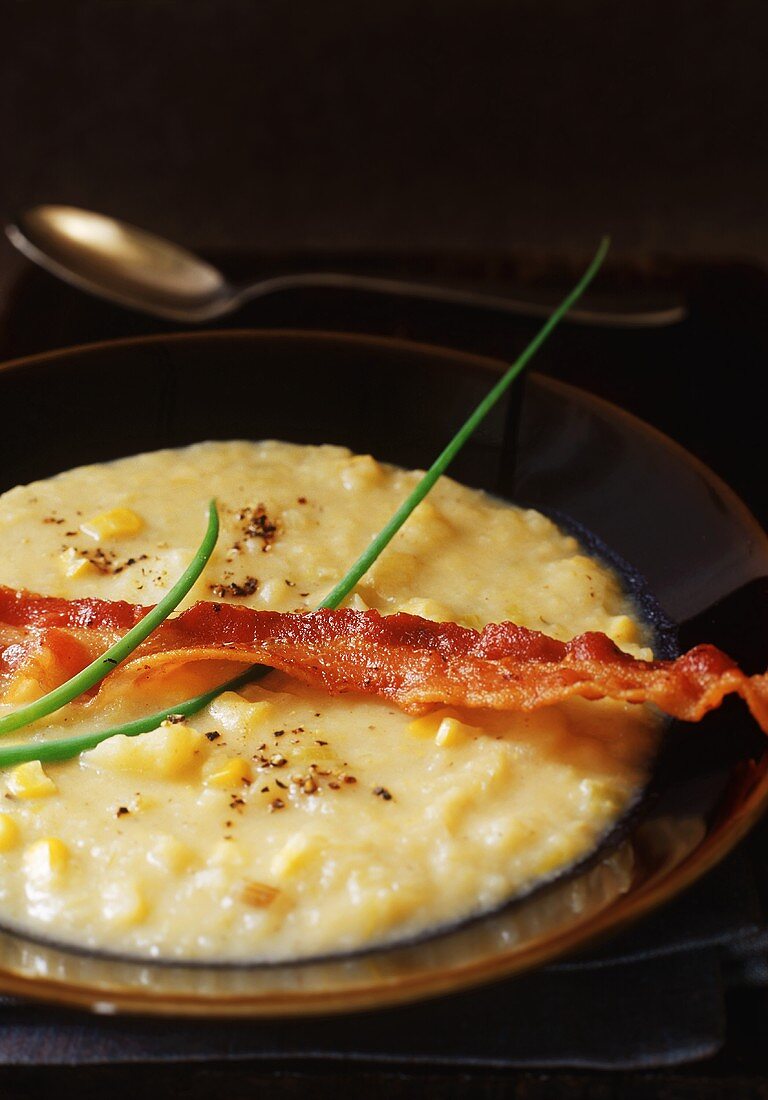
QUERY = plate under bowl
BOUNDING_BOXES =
[0,329,766,1015]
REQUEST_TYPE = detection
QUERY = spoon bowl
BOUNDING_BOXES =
[7,206,232,321]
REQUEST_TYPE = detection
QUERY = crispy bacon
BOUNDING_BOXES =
[1,584,767,732]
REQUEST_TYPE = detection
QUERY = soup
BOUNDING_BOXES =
[0,441,660,961]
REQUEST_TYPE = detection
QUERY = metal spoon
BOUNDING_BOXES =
[5,205,685,327]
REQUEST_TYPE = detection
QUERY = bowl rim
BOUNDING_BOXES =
[1,325,762,544]
[0,326,766,1016]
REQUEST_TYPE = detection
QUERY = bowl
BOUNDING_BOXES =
[0,329,766,1015]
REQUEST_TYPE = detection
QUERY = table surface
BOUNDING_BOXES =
[0,251,766,1095]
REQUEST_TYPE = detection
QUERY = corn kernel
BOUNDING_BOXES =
[209,839,245,867]
[23,837,69,879]
[102,880,148,927]
[8,761,58,799]
[288,738,337,771]
[398,597,453,622]
[208,693,272,734]
[2,675,44,704]
[608,614,638,646]
[80,507,144,541]
[340,454,382,490]
[262,576,309,608]
[147,834,194,872]
[84,722,204,778]
[0,813,20,852]
[346,593,370,612]
[197,787,229,812]
[194,866,228,893]
[408,499,441,526]
[59,547,98,578]
[434,716,478,747]
[406,708,459,738]
[204,756,252,788]
[129,792,157,813]
[425,788,472,830]
[270,833,317,878]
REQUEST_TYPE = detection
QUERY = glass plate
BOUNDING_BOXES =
[0,330,766,1015]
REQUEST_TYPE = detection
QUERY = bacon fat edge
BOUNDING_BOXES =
[1,585,767,732]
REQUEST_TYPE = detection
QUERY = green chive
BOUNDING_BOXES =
[0,666,256,766]
[0,238,608,768]
[0,500,220,738]
[319,237,610,610]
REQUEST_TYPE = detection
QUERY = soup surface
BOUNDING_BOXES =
[0,441,661,961]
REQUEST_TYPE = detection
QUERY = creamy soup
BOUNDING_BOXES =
[0,441,661,961]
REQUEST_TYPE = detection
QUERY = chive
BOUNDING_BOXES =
[0,238,608,768]
[318,239,611,609]
[0,500,220,738]
[0,667,256,766]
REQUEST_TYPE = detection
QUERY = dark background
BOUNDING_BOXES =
[1,0,767,266]
[1,0,767,527]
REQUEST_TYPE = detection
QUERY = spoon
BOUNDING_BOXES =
[5,205,685,327]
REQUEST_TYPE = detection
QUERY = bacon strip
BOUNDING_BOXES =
[1,584,767,732]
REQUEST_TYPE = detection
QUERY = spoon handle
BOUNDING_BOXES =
[232,271,685,329]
